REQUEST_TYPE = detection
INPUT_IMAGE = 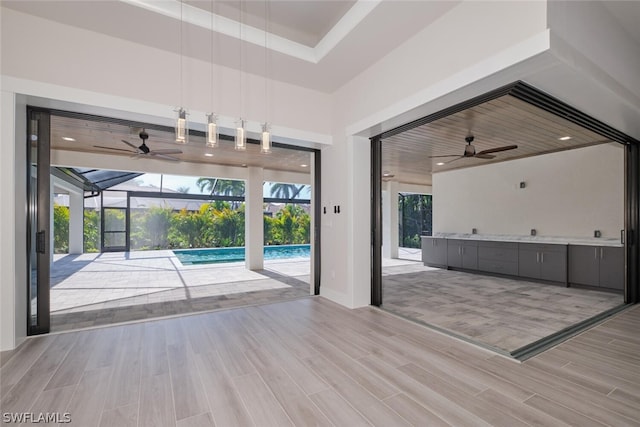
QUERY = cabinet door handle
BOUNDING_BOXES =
[541,252,544,263]
[536,252,539,263]
[594,247,598,259]
[600,248,603,259]
[462,247,464,255]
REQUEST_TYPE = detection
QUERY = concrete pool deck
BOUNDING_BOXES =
[49,247,421,331]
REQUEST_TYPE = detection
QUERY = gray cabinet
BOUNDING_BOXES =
[447,239,478,270]
[600,247,624,290]
[567,246,599,286]
[518,243,567,283]
[477,241,518,276]
[569,245,623,290]
[422,237,447,267]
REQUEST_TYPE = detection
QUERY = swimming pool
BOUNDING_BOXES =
[173,244,310,265]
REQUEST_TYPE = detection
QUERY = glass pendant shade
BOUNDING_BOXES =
[261,122,271,153]
[206,113,218,148]
[175,108,188,144]
[235,119,246,151]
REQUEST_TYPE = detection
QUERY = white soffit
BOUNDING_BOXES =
[119,0,380,63]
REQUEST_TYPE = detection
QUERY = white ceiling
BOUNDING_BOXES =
[2,0,459,92]
[601,0,640,45]
[186,0,357,48]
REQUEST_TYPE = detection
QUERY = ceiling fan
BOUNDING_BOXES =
[430,135,517,164]
[94,129,183,162]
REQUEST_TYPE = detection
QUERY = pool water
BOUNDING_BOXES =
[173,244,310,265]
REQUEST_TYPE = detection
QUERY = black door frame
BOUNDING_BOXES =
[24,107,322,336]
[371,81,640,306]
[27,108,51,335]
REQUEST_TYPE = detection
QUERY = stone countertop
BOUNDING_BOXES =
[423,233,624,247]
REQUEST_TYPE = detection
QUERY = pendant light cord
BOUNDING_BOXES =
[180,0,183,108]
[210,0,214,110]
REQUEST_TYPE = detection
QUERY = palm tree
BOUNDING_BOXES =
[270,183,308,199]
[176,186,190,194]
[196,178,245,197]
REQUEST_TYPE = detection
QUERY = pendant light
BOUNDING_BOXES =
[206,113,218,148]
[175,0,189,144]
[235,119,246,151]
[205,0,218,148]
[261,122,271,153]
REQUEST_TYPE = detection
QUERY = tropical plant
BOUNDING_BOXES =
[211,203,245,247]
[53,204,69,253]
[83,208,100,252]
[196,178,245,197]
[269,183,308,199]
[176,186,190,194]
[264,204,310,245]
[131,206,172,250]
[399,194,432,248]
[169,207,214,248]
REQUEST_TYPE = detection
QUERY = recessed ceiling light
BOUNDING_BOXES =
[204,153,214,157]
[436,162,445,166]
[300,164,308,168]
[62,137,76,141]
[559,136,572,141]
[382,171,394,177]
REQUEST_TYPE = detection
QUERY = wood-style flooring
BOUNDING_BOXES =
[1,297,639,426]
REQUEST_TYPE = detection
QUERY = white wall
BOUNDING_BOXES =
[0,7,332,137]
[2,0,639,348]
[432,143,624,239]
[320,1,549,307]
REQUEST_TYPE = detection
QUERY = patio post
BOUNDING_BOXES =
[245,166,264,270]
[382,180,399,259]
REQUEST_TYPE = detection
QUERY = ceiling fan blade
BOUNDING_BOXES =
[93,145,136,153]
[121,139,141,152]
[475,154,495,160]
[151,154,180,162]
[429,154,460,158]
[130,153,144,159]
[444,156,464,165]
[151,149,183,155]
[476,144,518,156]
[150,153,180,162]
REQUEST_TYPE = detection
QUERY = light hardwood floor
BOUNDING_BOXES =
[1,297,639,426]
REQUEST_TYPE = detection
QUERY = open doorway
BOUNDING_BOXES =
[372,82,636,359]
[30,109,320,333]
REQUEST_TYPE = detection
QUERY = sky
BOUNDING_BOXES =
[135,173,310,198]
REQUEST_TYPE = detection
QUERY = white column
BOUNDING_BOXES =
[0,91,17,351]
[68,191,84,254]
[382,180,399,259]
[245,166,264,270]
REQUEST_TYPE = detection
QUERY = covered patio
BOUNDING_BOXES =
[50,251,311,331]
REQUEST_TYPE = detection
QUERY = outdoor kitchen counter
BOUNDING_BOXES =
[422,234,625,290]
[431,233,624,247]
